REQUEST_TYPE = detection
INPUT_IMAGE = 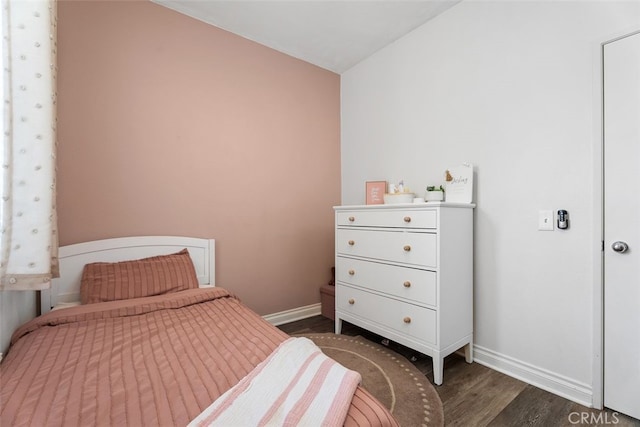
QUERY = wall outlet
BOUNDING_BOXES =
[538,210,554,231]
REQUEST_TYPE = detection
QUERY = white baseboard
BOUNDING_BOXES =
[263,303,322,326]
[261,308,596,407]
[473,344,593,407]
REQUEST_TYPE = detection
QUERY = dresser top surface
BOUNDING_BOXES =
[334,202,476,211]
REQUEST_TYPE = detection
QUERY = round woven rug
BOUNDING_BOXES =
[299,333,444,427]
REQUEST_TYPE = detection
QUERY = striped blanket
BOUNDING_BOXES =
[189,337,362,427]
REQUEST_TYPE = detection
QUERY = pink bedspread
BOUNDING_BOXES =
[0,287,398,426]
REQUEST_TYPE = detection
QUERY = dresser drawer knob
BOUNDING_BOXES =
[403,281,411,288]
[348,269,355,276]
[403,245,411,252]
[403,316,412,324]
[348,298,355,305]
[348,240,355,246]
[348,216,355,222]
[404,216,411,223]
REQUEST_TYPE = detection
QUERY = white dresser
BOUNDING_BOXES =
[334,203,475,385]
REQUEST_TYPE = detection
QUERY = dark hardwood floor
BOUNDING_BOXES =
[278,315,640,427]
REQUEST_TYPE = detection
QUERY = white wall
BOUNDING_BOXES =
[0,291,37,357]
[341,0,640,405]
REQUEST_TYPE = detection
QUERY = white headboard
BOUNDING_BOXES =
[40,236,215,314]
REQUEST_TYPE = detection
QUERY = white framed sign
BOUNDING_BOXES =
[445,163,474,203]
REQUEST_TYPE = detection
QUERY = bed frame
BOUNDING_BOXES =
[40,236,215,314]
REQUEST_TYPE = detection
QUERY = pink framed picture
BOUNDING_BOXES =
[366,181,386,205]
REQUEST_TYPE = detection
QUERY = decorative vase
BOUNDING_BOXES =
[425,191,444,202]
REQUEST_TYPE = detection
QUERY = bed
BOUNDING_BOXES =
[0,236,397,427]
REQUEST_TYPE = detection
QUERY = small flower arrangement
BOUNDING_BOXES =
[425,185,445,202]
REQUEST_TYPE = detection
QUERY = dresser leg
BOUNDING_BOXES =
[433,357,443,386]
[464,342,474,363]
[335,317,343,334]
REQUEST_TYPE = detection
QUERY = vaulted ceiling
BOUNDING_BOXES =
[152,1,461,73]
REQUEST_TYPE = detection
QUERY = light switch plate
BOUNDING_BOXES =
[538,210,554,231]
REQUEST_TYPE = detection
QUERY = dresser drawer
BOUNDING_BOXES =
[336,229,437,267]
[337,210,437,229]
[336,284,437,345]
[336,257,436,307]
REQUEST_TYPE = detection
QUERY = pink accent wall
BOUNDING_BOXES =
[57,0,341,315]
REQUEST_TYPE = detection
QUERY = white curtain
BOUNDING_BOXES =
[0,0,58,290]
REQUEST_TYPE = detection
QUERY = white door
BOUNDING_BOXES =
[603,31,640,420]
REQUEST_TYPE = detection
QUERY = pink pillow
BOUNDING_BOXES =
[80,249,199,304]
